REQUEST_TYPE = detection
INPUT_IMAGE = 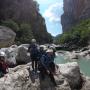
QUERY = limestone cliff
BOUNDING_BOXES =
[61,0,90,32]
[0,0,52,44]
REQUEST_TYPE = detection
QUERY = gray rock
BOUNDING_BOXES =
[0,62,72,90]
[16,45,30,64]
[0,62,87,90]
[0,45,18,65]
[81,75,90,90]
[0,44,30,66]
[58,62,82,89]
[0,26,16,47]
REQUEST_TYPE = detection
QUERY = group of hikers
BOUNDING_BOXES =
[0,38,57,86]
[28,39,57,86]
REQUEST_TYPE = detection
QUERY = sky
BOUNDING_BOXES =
[35,0,63,36]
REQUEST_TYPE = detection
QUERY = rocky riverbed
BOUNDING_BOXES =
[0,62,90,90]
[0,44,90,90]
[57,45,90,61]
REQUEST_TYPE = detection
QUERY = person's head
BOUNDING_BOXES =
[40,46,44,51]
[46,49,53,56]
[31,39,36,44]
[40,45,47,51]
[0,52,6,61]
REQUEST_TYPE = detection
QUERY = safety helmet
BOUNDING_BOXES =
[46,49,53,53]
[40,45,47,51]
[31,39,36,43]
[0,52,6,57]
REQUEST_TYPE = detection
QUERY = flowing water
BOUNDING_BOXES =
[55,55,90,76]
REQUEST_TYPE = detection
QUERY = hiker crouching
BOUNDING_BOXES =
[0,52,9,77]
[38,49,57,86]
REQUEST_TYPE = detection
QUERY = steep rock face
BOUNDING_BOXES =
[0,0,52,44]
[61,0,90,32]
[0,26,16,47]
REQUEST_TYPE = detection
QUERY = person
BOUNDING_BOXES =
[0,52,9,77]
[39,45,47,58]
[28,39,39,73]
[39,49,57,86]
[49,46,56,62]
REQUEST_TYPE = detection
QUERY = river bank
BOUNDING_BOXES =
[55,45,90,77]
[0,44,90,89]
[56,45,90,60]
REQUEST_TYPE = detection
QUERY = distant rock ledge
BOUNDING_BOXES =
[0,62,89,90]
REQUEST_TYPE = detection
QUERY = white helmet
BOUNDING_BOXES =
[40,45,47,51]
[0,52,6,57]
[46,49,53,53]
[31,39,36,43]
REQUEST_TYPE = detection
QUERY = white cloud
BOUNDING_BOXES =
[43,2,63,22]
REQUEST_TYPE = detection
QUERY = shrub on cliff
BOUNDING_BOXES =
[1,20,19,33]
[55,19,90,48]
[0,0,52,44]
[1,20,34,44]
[18,24,34,44]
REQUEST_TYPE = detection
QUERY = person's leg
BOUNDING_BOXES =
[39,66,46,80]
[49,72,57,86]
[32,60,34,71]
[35,60,38,72]
[49,62,56,73]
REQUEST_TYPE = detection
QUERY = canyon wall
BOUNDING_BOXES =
[61,0,90,32]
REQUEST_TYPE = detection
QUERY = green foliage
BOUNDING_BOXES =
[1,20,34,45]
[0,0,53,44]
[1,20,19,33]
[55,19,90,48]
[18,24,34,44]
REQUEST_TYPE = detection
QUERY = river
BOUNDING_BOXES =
[55,55,90,76]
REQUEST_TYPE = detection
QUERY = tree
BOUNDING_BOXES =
[18,23,34,44]
[54,19,90,49]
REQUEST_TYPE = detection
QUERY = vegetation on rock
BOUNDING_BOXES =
[55,19,90,49]
[0,0,52,44]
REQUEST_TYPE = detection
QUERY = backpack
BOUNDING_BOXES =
[28,44,39,57]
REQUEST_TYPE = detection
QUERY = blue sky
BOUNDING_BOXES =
[35,0,63,36]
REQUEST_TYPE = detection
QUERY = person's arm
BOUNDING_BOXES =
[27,45,31,52]
[40,56,49,70]
[41,57,50,74]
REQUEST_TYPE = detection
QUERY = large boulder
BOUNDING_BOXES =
[0,62,86,90]
[16,45,30,64]
[0,26,16,47]
[0,44,30,66]
[0,45,18,66]
[58,62,82,89]
[0,63,71,90]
